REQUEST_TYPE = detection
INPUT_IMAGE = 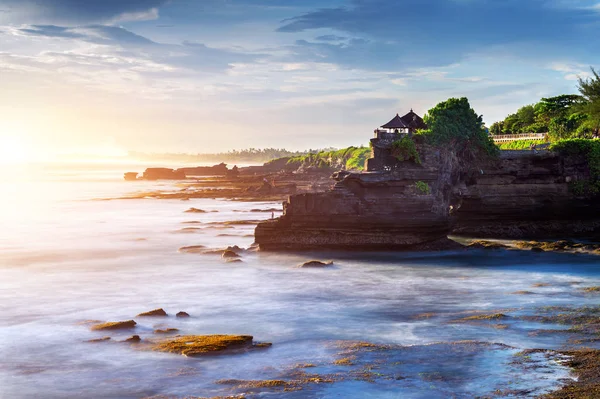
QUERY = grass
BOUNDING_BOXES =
[151,335,257,357]
[286,146,371,171]
[497,139,546,150]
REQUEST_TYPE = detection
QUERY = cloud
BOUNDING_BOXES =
[278,0,600,69]
[315,34,347,42]
[0,0,168,24]
[19,25,155,46]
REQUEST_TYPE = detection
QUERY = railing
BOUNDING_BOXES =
[492,133,547,143]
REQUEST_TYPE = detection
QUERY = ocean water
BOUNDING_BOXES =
[1,163,599,398]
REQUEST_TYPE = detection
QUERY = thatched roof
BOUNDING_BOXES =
[380,114,408,129]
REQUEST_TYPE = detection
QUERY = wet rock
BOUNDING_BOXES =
[143,168,186,181]
[125,335,141,343]
[87,337,111,343]
[124,172,138,181]
[226,258,243,263]
[151,335,265,357]
[178,245,206,254]
[154,328,179,334]
[137,308,168,317]
[185,207,207,213]
[298,260,333,268]
[176,311,190,318]
[222,250,241,259]
[468,240,509,250]
[91,320,136,331]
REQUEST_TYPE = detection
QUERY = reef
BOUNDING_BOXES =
[150,335,268,357]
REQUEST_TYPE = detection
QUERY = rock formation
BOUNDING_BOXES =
[452,151,600,239]
[255,145,460,250]
[255,144,600,250]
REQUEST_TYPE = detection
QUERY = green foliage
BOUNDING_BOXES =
[550,138,600,196]
[497,139,545,150]
[286,146,371,171]
[414,181,431,195]
[417,97,498,158]
[493,70,600,139]
[578,67,600,136]
[391,137,421,164]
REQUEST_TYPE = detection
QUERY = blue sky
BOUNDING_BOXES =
[0,0,599,156]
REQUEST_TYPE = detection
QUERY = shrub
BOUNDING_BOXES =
[415,181,431,195]
[391,137,421,164]
[550,138,600,196]
[417,97,498,160]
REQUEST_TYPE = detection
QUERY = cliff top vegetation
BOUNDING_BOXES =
[491,67,600,141]
[417,97,498,160]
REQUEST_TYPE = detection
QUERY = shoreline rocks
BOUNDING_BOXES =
[137,308,168,317]
[91,320,137,331]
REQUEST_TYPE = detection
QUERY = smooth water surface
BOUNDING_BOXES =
[1,163,599,398]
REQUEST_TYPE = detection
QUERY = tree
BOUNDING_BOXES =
[419,97,498,159]
[578,67,600,136]
[515,105,536,132]
[536,94,585,120]
[490,121,504,135]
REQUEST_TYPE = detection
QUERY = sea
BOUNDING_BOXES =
[1,162,599,398]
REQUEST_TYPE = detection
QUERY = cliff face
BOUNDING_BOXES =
[255,146,460,250]
[255,148,600,250]
[453,151,600,239]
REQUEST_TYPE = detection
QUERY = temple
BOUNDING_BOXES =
[367,109,427,171]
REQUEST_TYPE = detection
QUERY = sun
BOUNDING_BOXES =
[0,136,29,164]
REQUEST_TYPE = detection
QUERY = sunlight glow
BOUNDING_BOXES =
[0,136,29,164]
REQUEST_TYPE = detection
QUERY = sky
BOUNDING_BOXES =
[0,0,599,159]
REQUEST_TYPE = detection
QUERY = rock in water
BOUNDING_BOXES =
[176,311,190,318]
[151,335,265,357]
[185,207,207,213]
[125,335,141,343]
[222,250,241,259]
[123,172,138,181]
[87,337,111,343]
[91,320,137,331]
[154,328,179,334]
[178,245,206,254]
[299,260,334,268]
[137,308,168,317]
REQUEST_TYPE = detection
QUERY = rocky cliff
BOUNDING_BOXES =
[255,149,600,250]
[453,151,600,239]
[255,146,461,250]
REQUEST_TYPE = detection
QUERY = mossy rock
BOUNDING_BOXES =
[581,286,600,293]
[91,320,136,331]
[137,308,168,317]
[154,328,179,334]
[456,313,508,322]
[151,335,266,357]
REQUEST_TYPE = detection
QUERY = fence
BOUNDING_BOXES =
[492,133,547,143]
